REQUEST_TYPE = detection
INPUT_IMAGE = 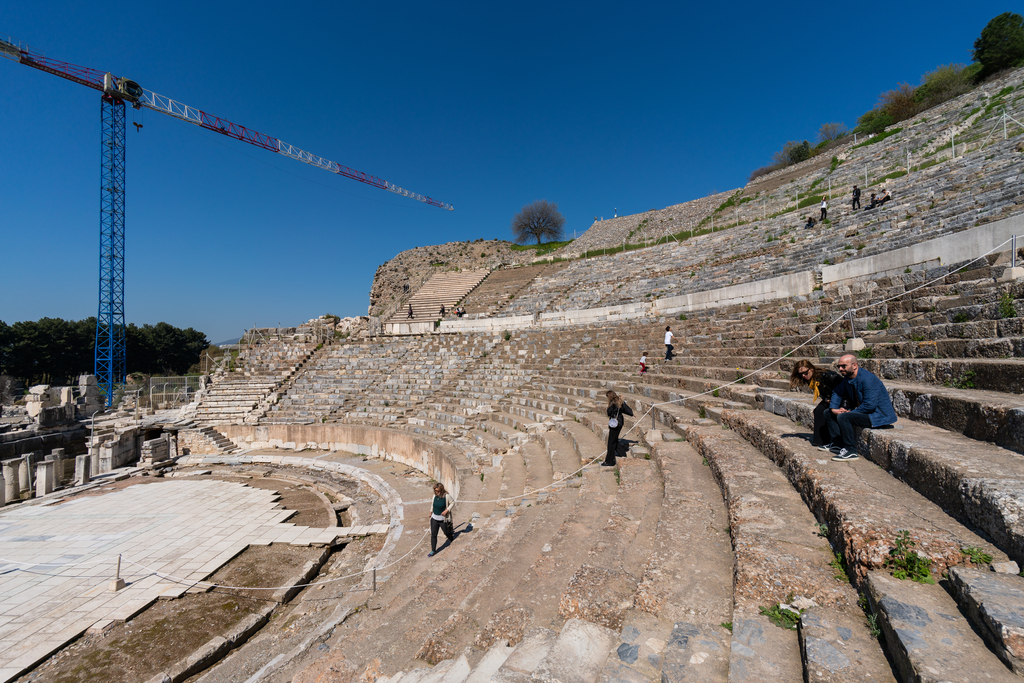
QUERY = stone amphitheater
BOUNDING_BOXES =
[32,68,1024,682]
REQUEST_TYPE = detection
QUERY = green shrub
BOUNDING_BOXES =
[962,546,993,565]
[886,530,935,583]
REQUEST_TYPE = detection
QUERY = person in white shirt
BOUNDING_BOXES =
[639,352,647,375]
[664,326,674,360]
[820,197,828,222]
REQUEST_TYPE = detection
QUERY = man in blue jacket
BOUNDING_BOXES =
[825,354,897,462]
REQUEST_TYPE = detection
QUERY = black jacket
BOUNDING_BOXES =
[816,370,845,404]
[607,401,634,423]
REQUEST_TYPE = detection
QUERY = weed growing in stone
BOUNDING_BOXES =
[961,546,993,565]
[999,292,1016,319]
[867,614,881,638]
[886,530,935,583]
[857,347,874,359]
[816,523,829,537]
[712,389,720,398]
[830,551,850,583]
[759,603,801,630]
[480,473,484,481]
[953,312,969,324]
[698,406,707,419]
[721,622,733,632]
[945,370,976,389]
[678,313,687,320]
[702,456,709,466]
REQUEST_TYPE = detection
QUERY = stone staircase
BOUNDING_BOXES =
[457,262,569,318]
[385,270,491,327]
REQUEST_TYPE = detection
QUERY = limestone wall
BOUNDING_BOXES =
[218,424,465,500]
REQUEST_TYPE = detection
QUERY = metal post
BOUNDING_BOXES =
[864,167,868,186]
[828,177,831,200]
[847,309,857,340]
[951,132,955,159]
[907,149,910,173]
[1013,235,1017,269]
[1004,111,1008,140]
[372,567,377,593]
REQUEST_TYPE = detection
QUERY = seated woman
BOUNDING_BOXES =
[789,359,845,449]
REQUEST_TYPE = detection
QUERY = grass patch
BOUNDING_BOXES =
[509,240,573,256]
[852,127,903,149]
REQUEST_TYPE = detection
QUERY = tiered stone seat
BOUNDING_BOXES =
[265,339,417,423]
[457,262,568,318]
[194,340,316,425]
[384,269,490,326]
[196,68,1024,682]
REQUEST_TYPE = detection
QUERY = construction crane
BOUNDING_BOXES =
[1,35,453,405]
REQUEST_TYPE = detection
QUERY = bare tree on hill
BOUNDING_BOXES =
[511,200,566,245]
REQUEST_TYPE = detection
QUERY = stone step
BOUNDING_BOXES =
[761,390,1024,566]
[532,618,618,683]
[867,570,1017,683]
[947,566,1024,675]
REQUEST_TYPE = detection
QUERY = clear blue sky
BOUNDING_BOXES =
[0,1,1011,344]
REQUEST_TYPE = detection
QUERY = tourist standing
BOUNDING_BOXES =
[820,197,828,222]
[407,304,414,319]
[852,185,861,210]
[427,482,455,556]
[664,326,674,361]
[603,390,634,467]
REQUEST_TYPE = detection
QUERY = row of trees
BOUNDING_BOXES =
[0,318,210,388]
[751,12,1024,180]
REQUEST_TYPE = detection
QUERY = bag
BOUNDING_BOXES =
[443,519,454,538]
[608,417,618,428]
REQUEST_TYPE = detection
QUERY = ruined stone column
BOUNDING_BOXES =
[35,461,54,497]
[50,449,66,486]
[19,453,38,493]
[75,455,91,486]
[3,461,20,502]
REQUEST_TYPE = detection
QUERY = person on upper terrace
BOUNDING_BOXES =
[823,354,897,462]
[407,304,414,319]
[852,185,861,210]
[820,197,828,222]
[639,352,647,375]
[804,215,816,230]
[789,359,844,449]
[664,326,675,361]
[878,189,892,206]
[439,304,446,317]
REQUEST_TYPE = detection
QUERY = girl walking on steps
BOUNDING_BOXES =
[428,483,455,556]
[603,390,634,467]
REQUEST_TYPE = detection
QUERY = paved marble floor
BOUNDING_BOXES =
[0,479,339,683]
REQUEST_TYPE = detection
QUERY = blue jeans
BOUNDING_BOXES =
[825,410,872,451]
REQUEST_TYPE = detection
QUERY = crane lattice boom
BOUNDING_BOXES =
[0,35,453,210]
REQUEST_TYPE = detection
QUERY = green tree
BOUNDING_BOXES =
[973,12,1024,80]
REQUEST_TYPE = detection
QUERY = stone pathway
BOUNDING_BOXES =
[0,479,340,683]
